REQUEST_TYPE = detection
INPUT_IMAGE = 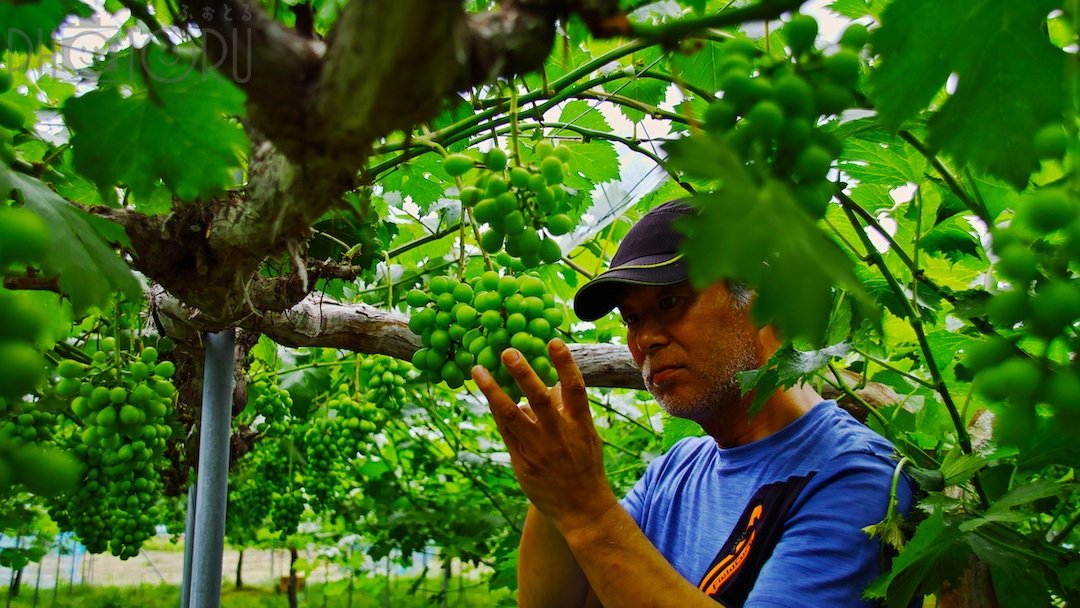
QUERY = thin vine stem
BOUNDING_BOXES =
[840,202,988,510]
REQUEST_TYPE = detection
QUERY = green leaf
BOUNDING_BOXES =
[670,40,728,94]
[558,100,613,134]
[661,415,703,451]
[864,511,968,607]
[63,44,248,201]
[919,223,981,262]
[870,0,1065,188]
[603,47,669,124]
[0,0,92,54]
[558,140,619,192]
[668,137,875,344]
[839,135,928,189]
[5,169,142,312]
[827,0,887,20]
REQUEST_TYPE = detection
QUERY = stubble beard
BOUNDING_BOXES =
[645,341,760,424]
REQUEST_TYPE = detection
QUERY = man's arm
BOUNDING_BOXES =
[518,506,591,607]
[473,340,722,608]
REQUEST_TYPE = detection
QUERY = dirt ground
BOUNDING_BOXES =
[5,545,351,589]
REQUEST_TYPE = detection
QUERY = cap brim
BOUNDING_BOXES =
[572,255,687,321]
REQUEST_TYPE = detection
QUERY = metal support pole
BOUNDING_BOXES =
[180,484,196,608]
[190,330,236,608]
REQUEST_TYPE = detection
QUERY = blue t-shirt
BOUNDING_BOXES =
[622,401,913,607]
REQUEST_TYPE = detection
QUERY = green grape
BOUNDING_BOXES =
[535,141,554,158]
[963,337,1013,372]
[540,156,564,185]
[459,186,482,206]
[839,23,869,49]
[986,289,1028,328]
[539,237,562,264]
[485,148,508,171]
[823,49,861,89]
[794,146,832,182]
[814,83,852,115]
[977,358,1041,402]
[1033,124,1067,160]
[406,289,430,307]
[1028,281,1080,338]
[486,176,509,197]
[480,229,504,254]
[773,75,814,118]
[703,100,737,132]
[782,14,818,56]
[996,244,1038,283]
[510,166,531,189]
[1018,188,1075,233]
[0,207,49,267]
[443,153,475,177]
[725,38,756,59]
[504,210,527,234]
[745,100,785,139]
[0,342,45,398]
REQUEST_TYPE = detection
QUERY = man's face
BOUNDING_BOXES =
[616,282,765,423]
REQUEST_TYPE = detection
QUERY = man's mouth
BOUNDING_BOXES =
[648,365,683,386]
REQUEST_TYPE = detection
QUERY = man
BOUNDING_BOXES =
[471,200,913,607]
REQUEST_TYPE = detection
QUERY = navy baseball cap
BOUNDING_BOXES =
[573,200,697,321]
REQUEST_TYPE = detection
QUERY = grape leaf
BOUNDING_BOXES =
[827,0,887,20]
[864,511,968,607]
[0,0,92,54]
[558,100,613,134]
[63,44,248,202]
[670,40,728,94]
[3,169,142,312]
[661,415,703,451]
[666,136,875,345]
[870,0,1064,188]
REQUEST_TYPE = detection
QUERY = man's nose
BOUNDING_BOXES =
[634,316,670,353]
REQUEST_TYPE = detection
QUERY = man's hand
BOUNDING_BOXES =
[471,338,619,536]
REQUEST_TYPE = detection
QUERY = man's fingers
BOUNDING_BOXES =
[500,348,561,428]
[548,339,591,420]
[472,365,536,438]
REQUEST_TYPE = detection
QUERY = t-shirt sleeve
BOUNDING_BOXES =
[620,437,696,527]
[743,451,914,608]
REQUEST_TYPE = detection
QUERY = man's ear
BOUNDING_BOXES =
[758,325,783,357]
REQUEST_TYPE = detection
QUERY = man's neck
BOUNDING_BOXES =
[700,383,824,448]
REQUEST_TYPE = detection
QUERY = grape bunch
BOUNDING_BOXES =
[48,442,112,553]
[0,402,78,497]
[407,272,565,400]
[699,16,869,219]
[963,185,1080,443]
[0,71,21,165]
[246,379,293,435]
[303,384,381,510]
[50,343,176,558]
[358,355,411,412]
[442,143,576,269]
[0,207,50,400]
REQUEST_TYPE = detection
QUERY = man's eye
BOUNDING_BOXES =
[659,296,682,310]
[622,314,638,327]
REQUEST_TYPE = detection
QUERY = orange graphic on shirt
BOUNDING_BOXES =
[699,504,764,595]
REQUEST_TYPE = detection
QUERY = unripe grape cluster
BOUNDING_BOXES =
[699,17,868,219]
[358,355,411,412]
[246,379,293,435]
[0,401,78,497]
[963,185,1080,444]
[0,71,21,165]
[0,206,51,400]
[407,272,564,400]
[303,385,379,511]
[442,143,576,269]
[50,343,176,558]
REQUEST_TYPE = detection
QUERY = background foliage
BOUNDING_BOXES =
[1,0,1078,606]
